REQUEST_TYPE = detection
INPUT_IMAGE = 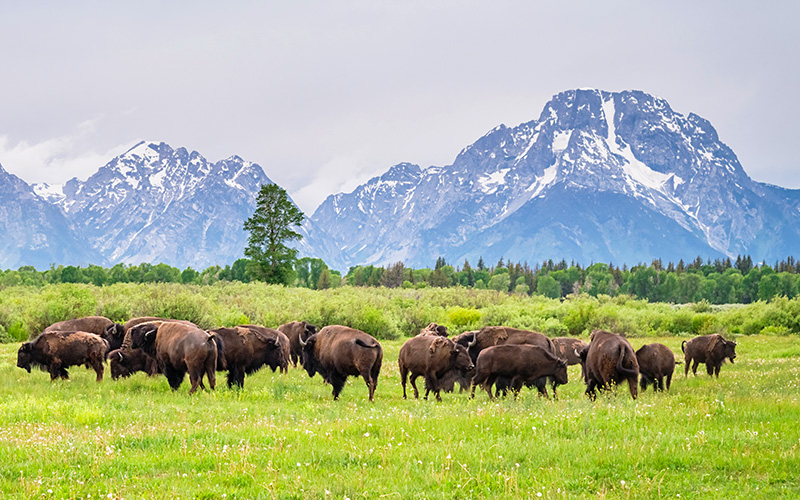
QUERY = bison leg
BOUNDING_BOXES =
[92,358,104,382]
[691,360,700,376]
[399,365,409,399]
[163,364,185,390]
[330,373,347,400]
[627,376,638,400]
[585,379,598,401]
[665,372,672,391]
[714,364,722,378]
[409,374,420,399]
[484,375,497,401]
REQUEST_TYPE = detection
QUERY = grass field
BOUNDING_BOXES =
[1,335,799,499]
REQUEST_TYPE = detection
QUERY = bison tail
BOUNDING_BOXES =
[616,345,639,378]
[210,334,227,371]
[355,339,379,349]
[681,340,686,353]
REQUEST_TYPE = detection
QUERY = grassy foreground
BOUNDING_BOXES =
[1,335,799,499]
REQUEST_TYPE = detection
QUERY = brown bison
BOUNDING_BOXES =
[579,330,640,400]
[17,331,108,382]
[44,316,122,354]
[552,336,589,383]
[681,334,737,378]
[210,325,286,388]
[635,343,676,391]
[108,347,160,380]
[456,326,558,397]
[397,335,474,401]
[129,322,219,394]
[277,321,318,367]
[299,325,383,401]
[241,325,290,374]
[107,317,198,351]
[470,345,568,400]
[416,322,449,337]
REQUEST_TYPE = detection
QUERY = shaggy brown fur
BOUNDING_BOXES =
[300,325,383,401]
[636,343,676,391]
[581,330,640,400]
[277,321,318,367]
[130,322,218,394]
[470,345,568,401]
[397,335,473,401]
[17,331,108,381]
[682,334,737,378]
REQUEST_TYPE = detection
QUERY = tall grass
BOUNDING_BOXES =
[0,336,798,498]
[3,283,800,343]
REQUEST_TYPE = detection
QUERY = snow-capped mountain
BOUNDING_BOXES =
[0,163,100,269]
[47,141,284,269]
[311,89,800,269]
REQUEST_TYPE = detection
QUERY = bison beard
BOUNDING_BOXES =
[300,325,383,401]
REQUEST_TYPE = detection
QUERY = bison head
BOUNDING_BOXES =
[103,323,126,351]
[451,343,474,372]
[109,349,132,380]
[16,342,33,373]
[723,339,737,363]
[129,323,159,351]
[553,358,569,386]
[299,333,319,377]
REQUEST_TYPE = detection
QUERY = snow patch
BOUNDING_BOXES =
[552,131,572,153]
[477,168,510,195]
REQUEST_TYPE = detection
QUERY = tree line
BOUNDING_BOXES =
[3,254,800,304]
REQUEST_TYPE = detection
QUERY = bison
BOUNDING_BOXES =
[44,316,122,355]
[129,321,219,394]
[552,336,589,383]
[240,325,290,374]
[17,331,108,382]
[579,330,640,400]
[209,325,286,388]
[278,321,318,368]
[108,347,160,380]
[397,335,474,401]
[635,343,676,392]
[681,334,737,378]
[299,325,382,401]
[416,322,449,337]
[469,345,568,400]
[455,326,559,398]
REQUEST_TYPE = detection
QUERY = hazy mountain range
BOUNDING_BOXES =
[2,89,798,271]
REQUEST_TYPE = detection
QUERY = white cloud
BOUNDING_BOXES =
[0,123,134,185]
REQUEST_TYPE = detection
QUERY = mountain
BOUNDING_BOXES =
[0,163,100,269]
[311,89,800,269]
[48,141,284,269]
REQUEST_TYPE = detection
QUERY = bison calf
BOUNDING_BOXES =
[635,343,675,392]
[17,331,108,382]
[398,335,474,401]
[470,345,568,400]
[682,334,737,378]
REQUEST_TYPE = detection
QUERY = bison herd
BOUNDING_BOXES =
[15,316,738,402]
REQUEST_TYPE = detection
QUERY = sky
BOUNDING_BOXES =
[1,1,798,214]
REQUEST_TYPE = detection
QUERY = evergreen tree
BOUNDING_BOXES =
[243,184,304,285]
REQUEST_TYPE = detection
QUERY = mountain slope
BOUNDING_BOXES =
[311,89,800,269]
[0,163,100,269]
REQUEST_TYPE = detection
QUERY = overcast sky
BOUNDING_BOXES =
[1,2,798,213]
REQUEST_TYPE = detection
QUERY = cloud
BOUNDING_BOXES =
[0,122,134,185]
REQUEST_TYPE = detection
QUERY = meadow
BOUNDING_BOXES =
[1,284,799,498]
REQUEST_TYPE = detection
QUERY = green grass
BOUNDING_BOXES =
[1,336,799,499]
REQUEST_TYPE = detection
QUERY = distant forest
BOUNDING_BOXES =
[3,254,800,305]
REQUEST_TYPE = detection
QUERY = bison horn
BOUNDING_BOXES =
[574,348,580,357]
[298,333,308,347]
[467,334,477,348]
[117,351,124,361]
